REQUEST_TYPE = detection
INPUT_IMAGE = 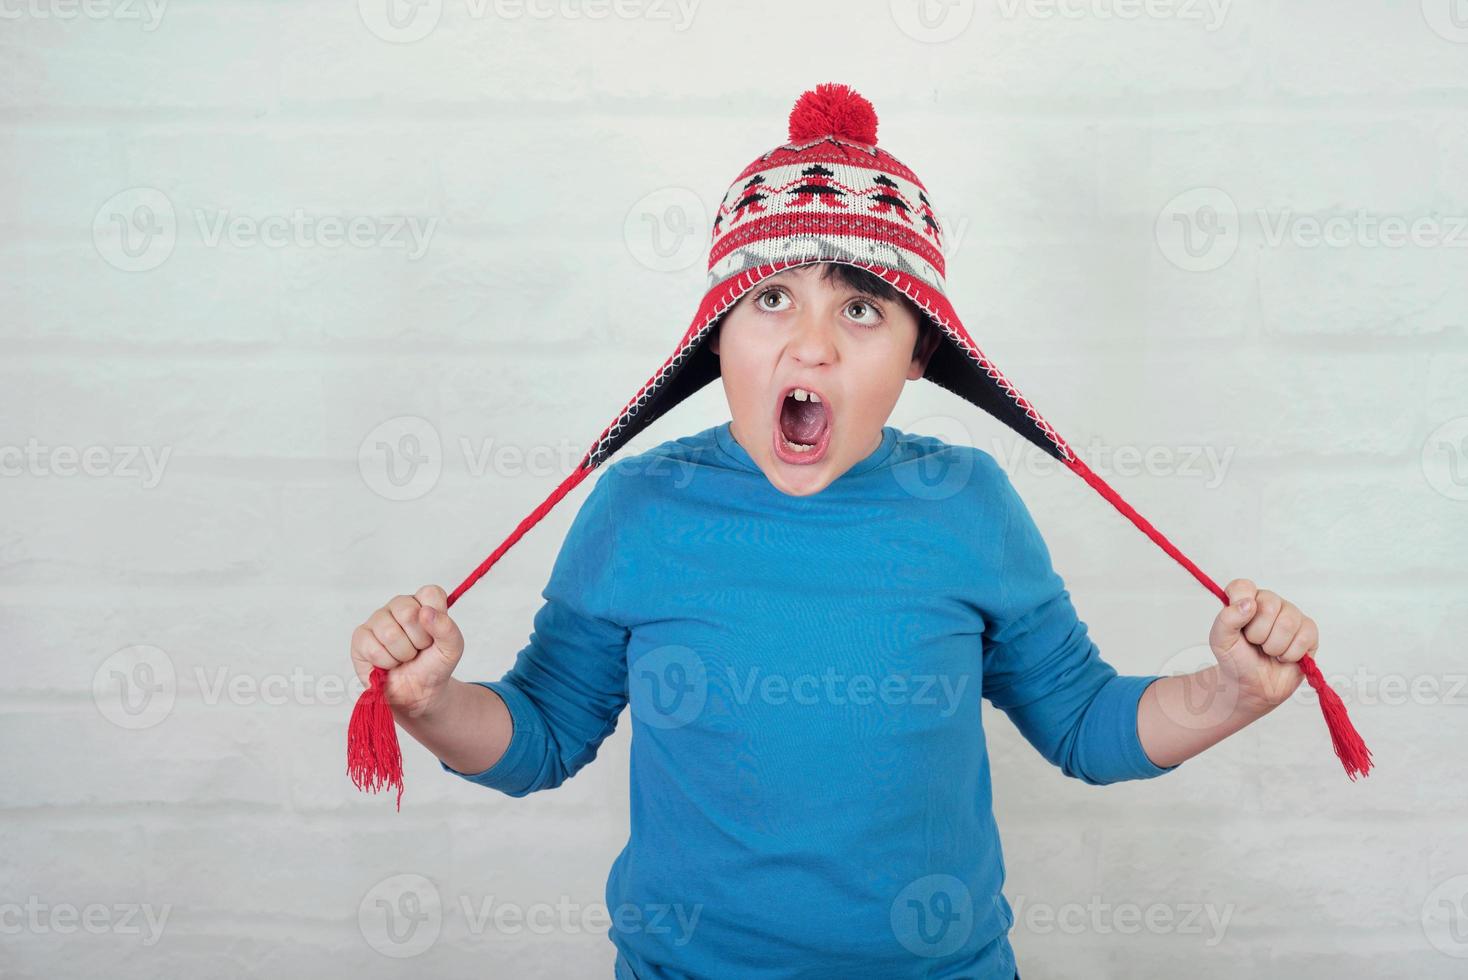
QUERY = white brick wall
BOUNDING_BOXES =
[3,2,1465,976]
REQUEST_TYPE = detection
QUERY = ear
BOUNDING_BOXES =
[708,321,720,356]
[907,320,942,380]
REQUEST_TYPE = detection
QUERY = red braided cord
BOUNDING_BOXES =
[1063,452,1373,779]
[445,462,598,610]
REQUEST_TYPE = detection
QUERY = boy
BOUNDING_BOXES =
[349,88,1322,977]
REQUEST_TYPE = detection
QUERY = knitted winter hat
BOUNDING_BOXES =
[348,83,1371,809]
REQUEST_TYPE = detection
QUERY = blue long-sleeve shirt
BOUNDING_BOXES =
[443,420,1179,978]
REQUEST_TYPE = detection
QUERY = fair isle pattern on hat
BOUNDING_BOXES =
[707,154,947,293]
[348,82,1371,809]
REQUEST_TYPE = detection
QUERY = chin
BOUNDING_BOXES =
[767,468,834,497]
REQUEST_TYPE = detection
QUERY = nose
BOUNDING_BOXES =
[787,307,838,368]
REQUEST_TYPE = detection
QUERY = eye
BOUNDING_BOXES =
[845,298,884,328]
[753,286,790,313]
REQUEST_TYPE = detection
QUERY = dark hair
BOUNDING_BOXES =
[817,262,937,359]
[716,262,939,361]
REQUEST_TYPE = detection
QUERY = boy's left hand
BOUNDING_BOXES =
[1208,577,1320,714]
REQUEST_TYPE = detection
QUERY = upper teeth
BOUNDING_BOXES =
[792,388,821,403]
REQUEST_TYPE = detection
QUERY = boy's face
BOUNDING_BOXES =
[709,263,941,497]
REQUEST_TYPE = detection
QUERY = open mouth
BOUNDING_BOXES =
[773,384,833,465]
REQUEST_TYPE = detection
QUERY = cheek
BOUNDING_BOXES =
[852,343,913,389]
[715,322,772,376]
[714,333,769,408]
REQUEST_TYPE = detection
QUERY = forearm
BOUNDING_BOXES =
[1137,665,1273,769]
[393,678,512,775]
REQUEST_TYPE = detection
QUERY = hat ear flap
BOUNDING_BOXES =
[920,328,1066,461]
[884,275,1073,464]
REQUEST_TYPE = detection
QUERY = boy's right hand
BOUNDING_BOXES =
[350,584,465,718]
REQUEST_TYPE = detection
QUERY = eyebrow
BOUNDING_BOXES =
[762,273,881,297]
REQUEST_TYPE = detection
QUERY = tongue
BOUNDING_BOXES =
[780,397,827,445]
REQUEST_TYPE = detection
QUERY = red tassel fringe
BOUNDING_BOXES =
[1297,654,1374,780]
[346,665,402,811]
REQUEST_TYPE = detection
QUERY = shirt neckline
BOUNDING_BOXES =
[713,420,898,480]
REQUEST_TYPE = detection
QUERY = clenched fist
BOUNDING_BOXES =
[1208,577,1320,714]
[350,584,465,718]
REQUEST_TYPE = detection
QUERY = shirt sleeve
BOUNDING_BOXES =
[441,464,631,797]
[977,454,1180,786]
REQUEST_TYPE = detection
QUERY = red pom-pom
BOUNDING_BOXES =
[788,82,878,146]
